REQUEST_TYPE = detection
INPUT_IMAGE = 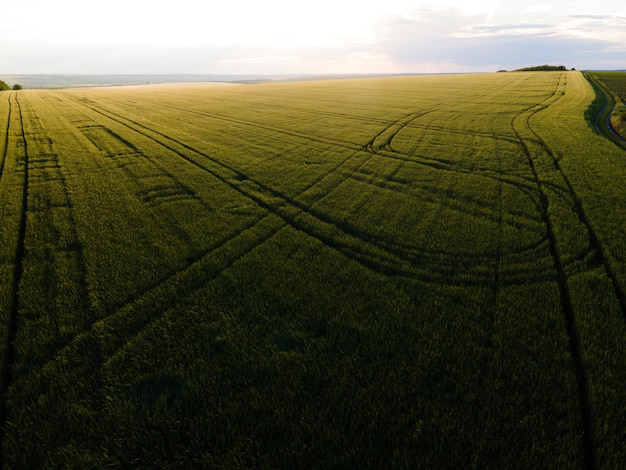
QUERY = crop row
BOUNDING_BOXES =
[593,72,626,104]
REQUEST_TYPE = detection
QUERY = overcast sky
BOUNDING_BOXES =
[1,0,624,74]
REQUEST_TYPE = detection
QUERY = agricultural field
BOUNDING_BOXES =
[588,72,626,140]
[594,72,626,103]
[0,72,626,468]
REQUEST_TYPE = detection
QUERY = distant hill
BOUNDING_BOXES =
[516,65,569,72]
[0,74,292,89]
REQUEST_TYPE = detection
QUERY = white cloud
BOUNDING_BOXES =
[1,0,625,73]
[522,4,554,14]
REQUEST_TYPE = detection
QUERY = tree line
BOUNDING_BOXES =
[0,80,22,91]
[516,65,570,72]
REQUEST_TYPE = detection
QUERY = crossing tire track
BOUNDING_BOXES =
[21,92,380,379]
[7,94,95,370]
[528,100,626,321]
[70,96,557,287]
[72,93,364,153]
[512,73,597,470]
[64,79,570,295]
[111,91,392,131]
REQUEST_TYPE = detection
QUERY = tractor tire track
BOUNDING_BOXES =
[25,212,277,385]
[72,94,365,154]
[367,112,427,153]
[0,94,11,181]
[72,97,557,287]
[0,91,15,465]
[113,91,393,128]
[358,79,576,234]
[116,90,500,157]
[527,95,626,321]
[31,77,573,374]
[75,85,565,283]
[11,96,279,372]
[19,89,397,385]
[6,94,95,372]
[76,99,432,279]
[14,76,584,439]
[398,122,521,146]
[0,93,29,466]
[361,73,543,303]
[67,79,570,294]
[511,73,597,470]
[22,92,381,377]
[364,123,565,263]
[526,75,626,316]
[78,76,539,244]
[92,215,285,362]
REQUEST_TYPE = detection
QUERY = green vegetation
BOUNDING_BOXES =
[0,82,22,92]
[585,72,626,147]
[517,65,568,72]
[1,72,626,467]
[591,72,626,139]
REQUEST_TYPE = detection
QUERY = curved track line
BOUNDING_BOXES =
[72,97,558,286]
[529,98,626,322]
[30,76,582,374]
[73,94,364,153]
[511,73,597,470]
[19,93,382,378]
[8,97,275,367]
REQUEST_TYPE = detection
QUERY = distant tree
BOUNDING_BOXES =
[12,84,23,90]
[516,65,569,72]
[0,80,10,91]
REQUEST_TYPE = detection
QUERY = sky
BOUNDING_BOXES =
[1,0,624,74]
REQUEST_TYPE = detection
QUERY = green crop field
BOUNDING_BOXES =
[593,72,626,103]
[588,72,626,141]
[1,71,625,468]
